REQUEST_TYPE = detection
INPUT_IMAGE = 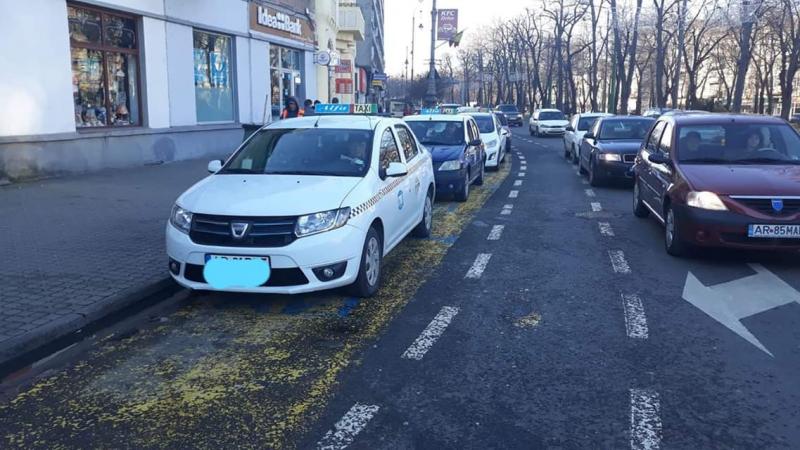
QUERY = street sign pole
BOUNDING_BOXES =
[424,0,438,107]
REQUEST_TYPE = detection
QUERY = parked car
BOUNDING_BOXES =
[642,107,673,119]
[166,112,435,297]
[529,109,568,137]
[579,116,655,186]
[496,104,523,126]
[405,113,485,201]
[563,112,612,163]
[632,114,800,255]
[493,111,513,152]
[467,112,507,170]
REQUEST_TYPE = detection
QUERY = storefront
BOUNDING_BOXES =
[249,1,316,120]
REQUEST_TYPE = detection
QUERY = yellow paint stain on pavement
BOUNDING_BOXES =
[0,163,510,449]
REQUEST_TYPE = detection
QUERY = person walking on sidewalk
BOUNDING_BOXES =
[280,97,304,119]
[303,99,316,116]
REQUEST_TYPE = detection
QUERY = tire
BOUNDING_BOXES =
[578,151,588,175]
[563,141,571,160]
[664,205,689,257]
[474,160,485,186]
[455,169,470,202]
[412,191,434,238]
[632,178,650,218]
[588,157,604,187]
[529,125,534,136]
[571,145,579,164]
[349,227,383,297]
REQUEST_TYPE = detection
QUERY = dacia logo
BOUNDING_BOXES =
[230,222,251,239]
[772,198,784,213]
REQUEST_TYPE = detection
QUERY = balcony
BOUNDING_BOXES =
[338,4,365,41]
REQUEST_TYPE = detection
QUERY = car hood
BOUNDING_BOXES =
[539,120,569,127]
[427,144,466,163]
[177,174,362,216]
[503,112,521,117]
[597,140,642,154]
[680,164,800,196]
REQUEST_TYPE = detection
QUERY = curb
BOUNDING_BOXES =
[0,277,181,377]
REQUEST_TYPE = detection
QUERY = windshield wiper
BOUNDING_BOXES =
[732,157,797,164]
[681,157,734,164]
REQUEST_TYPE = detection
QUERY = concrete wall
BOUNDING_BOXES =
[0,0,75,137]
[142,17,171,128]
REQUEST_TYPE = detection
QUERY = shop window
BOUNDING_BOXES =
[68,3,140,128]
[193,30,234,122]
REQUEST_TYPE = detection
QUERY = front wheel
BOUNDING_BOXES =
[588,158,604,187]
[529,126,534,136]
[665,205,689,257]
[412,192,434,237]
[563,141,571,160]
[633,179,650,218]
[349,227,383,297]
[455,170,470,202]
[474,160,485,186]
[571,145,579,164]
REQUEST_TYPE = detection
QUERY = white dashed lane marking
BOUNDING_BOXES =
[501,204,513,215]
[509,190,519,198]
[514,180,523,186]
[519,172,526,177]
[591,202,602,212]
[582,179,589,185]
[630,389,662,450]
[598,222,615,236]
[521,165,527,170]
[465,253,492,279]
[585,189,596,197]
[401,306,460,360]
[622,294,649,339]
[317,403,380,450]
[608,250,631,274]
[487,225,505,241]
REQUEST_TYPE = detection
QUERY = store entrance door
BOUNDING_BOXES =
[271,69,301,119]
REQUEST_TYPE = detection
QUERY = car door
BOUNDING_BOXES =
[492,115,506,158]
[532,110,539,131]
[376,126,409,250]
[469,118,485,170]
[638,121,667,212]
[650,121,675,213]
[394,123,424,234]
[566,115,578,150]
[580,119,601,169]
[464,118,478,178]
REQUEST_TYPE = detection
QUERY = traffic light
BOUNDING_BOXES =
[449,30,464,47]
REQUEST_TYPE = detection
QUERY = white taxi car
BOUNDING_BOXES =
[465,112,507,170]
[166,106,436,298]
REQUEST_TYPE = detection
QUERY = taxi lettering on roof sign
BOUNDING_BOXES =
[166,112,436,298]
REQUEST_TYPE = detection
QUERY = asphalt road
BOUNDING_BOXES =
[2,129,800,449]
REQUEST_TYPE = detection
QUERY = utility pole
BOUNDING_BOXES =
[424,0,438,107]
[411,16,416,81]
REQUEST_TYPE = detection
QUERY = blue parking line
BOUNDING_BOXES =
[446,203,459,213]
[281,299,310,315]
[337,297,361,317]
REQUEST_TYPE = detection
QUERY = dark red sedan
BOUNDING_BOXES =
[632,114,800,255]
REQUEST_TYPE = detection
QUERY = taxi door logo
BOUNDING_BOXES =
[772,198,784,213]
[397,190,405,210]
[230,222,251,239]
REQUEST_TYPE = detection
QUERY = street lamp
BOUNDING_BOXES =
[424,0,438,107]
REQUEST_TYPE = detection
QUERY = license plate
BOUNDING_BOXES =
[747,224,800,238]
[203,254,270,288]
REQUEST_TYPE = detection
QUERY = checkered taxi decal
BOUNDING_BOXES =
[349,158,428,219]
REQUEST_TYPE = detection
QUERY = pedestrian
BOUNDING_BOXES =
[280,97,304,119]
[314,100,321,108]
[331,97,340,104]
[303,99,315,116]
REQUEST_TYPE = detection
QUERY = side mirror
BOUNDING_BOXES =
[566,125,574,132]
[469,139,482,147]
[207,160,223,173]
[385,162,408,178]
[584,132,595,140]
[648,153,671,165]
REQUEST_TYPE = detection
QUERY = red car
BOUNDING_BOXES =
[632,114,800,255]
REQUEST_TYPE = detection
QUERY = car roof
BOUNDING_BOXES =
[404,114,465,122]
[600,116,654,121]
[662,113,788,126]
[577,112,612,117]
[466,112,494,118]
[537,108,563,112]
[267,115,385,130]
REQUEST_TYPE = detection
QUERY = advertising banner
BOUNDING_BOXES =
[437,9,458,41]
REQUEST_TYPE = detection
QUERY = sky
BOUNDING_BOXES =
[383,0,534,78]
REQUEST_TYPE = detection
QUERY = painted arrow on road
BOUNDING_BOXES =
[682,264,800,356]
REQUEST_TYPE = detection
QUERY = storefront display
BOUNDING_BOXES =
[68,3,139,128]
[193,30,234,122]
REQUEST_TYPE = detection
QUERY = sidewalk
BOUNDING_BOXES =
[0,158,216,367]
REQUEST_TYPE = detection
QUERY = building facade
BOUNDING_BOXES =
[334,1,365,104]
[355,0,385,104]
[0,0,318,181]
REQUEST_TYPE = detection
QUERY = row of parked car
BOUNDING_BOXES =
[530,108,800,256]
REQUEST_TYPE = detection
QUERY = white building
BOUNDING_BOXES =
[0,0,319,180]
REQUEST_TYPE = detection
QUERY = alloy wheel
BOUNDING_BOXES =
[365,236,380,286]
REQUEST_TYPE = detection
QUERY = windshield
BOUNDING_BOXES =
[598,118,653,140]
[494,113,509,126]
[222,128,373,177]
[677,124,800,164]
[578,116,600,131]
[407,121,465,146]
[499,105,519,113]
[539,111,566,121]
[471,115,496,133]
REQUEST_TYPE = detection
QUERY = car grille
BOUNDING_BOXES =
[730,197,800,216]
[623,154,637,163]
[184,263,309,286]
[190,214,297,247]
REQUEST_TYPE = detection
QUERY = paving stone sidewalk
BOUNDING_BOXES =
[0,158,217,367]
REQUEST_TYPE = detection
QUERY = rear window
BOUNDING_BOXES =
[677,123,800,164]
[471,115,496,133]
[223,128,373,177]
[598,118,653,140]
[499,105,519,113]
[578,116,600,131]
[539,111,565,121]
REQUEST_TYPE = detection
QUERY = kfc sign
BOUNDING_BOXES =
[437,9,458,40]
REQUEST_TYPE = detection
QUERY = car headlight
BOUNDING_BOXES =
[686,191,728,211]
[599,153,621,162]
[486,139,498,148]
[438,160,462,171]
[295,207,351,237]
[170,204,193,234]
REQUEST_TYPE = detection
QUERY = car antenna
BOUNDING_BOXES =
[314,115,321,128]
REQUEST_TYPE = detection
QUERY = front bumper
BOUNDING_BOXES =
[539,127,565,136]
[433,166,468,193]
[166,222,365,294]
[675,204,800,250]
[596,160,634,180]
[508,117,523,126]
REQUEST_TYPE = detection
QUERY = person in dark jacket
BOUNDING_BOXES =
[303,99,315,116]
[280,97,304,119]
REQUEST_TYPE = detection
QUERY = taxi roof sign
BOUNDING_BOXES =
[420,106,458,115]
[315,104,378,115]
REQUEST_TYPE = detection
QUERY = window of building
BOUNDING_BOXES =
[193,30,234,122]
[270,45,303,119]
[68,3,140,128]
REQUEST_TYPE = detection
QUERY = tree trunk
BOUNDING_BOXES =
[732,20,755,112]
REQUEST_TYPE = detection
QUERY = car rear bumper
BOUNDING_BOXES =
[675,204,800,250]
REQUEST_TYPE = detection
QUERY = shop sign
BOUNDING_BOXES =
[249,2,314,45]
[257,6,301,35]
[335,59,352,74]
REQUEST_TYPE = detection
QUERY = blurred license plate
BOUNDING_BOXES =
[747,224,800,238]
[205,254,269,263]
